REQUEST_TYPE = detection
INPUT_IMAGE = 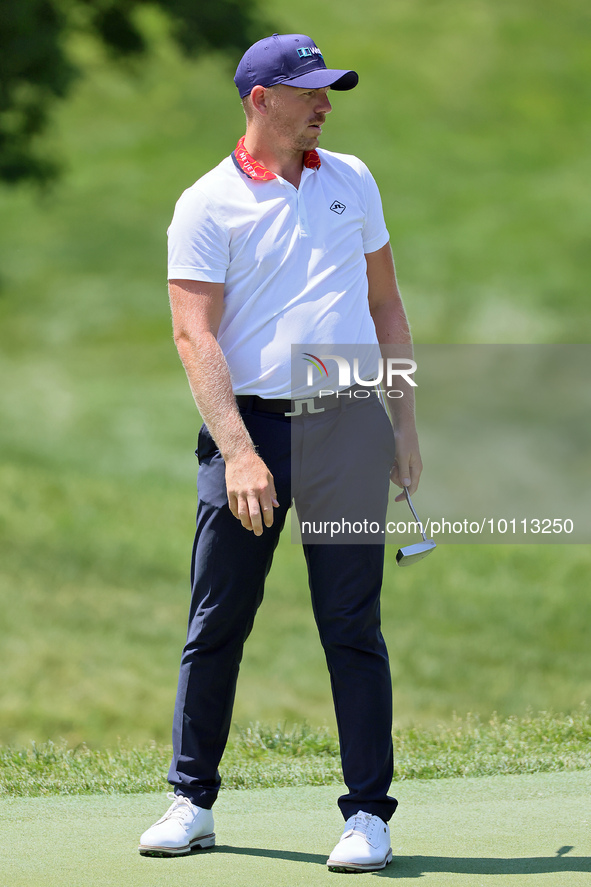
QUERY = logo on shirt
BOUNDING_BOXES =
[330,200,346,214]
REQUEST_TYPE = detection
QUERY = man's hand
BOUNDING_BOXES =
[390,426,423,500]
[225,451,280,535]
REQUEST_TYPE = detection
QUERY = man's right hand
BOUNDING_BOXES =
[225,451,279,536]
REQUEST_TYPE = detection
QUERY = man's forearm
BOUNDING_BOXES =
[174,328,256,462]
[168,273,279,534]
[370,301,417,431]
[370,296,423,495]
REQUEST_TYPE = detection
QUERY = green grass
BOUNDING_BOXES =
[1,710,590,798]
[3,777,591,887]
[0,1,590,748]
[2,506,590,745]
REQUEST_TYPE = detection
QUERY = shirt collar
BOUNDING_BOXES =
[232,136,321,181]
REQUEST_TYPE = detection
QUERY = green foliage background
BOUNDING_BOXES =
[0,0,590,747]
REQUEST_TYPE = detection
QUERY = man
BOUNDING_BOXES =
[139,33,422,872]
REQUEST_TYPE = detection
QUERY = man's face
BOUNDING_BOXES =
[264,85,332,154]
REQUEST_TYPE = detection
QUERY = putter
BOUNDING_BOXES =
[396,487,436,566]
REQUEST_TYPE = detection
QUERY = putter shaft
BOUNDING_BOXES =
[404,487,428,542]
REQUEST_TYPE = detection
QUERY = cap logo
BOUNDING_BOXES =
[297,46,323,59]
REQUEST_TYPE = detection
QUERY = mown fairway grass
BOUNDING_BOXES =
[0,1,589,749]
[3,776,591,887]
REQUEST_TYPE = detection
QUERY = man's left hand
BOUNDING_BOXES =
[390,426,422,500]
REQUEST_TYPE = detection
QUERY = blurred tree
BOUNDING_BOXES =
[0,0,269,186]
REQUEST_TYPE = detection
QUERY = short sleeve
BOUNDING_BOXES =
[360,163,390,254]
[167,188,229,282]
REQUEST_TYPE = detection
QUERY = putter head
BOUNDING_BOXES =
[396,539,436,566]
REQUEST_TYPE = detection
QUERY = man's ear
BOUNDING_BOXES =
[250,85,270,116]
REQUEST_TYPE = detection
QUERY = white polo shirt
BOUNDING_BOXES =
[168,141,390,398]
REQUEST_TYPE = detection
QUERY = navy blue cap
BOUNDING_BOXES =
[234,33,358,98]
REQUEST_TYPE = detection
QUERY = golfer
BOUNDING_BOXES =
[139,32,422,872]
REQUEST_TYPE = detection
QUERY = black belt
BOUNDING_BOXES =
[235,387,379,417]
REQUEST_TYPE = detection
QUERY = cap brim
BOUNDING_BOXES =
[281,69,358,91]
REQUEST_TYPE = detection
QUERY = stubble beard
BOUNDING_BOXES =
[267,95,325,156]
[277,120,326,157]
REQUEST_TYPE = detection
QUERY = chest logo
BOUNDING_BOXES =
[330,200,346,214]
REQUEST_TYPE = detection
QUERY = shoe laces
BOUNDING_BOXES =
[345,811,374,839]
[157,792,197,825]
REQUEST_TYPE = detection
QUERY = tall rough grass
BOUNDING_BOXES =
[2,709,589,798]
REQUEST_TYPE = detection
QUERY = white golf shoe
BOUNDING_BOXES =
[327,810,392,873]
[138,793,215,857]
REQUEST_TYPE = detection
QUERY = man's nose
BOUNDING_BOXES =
[316,91,332,114]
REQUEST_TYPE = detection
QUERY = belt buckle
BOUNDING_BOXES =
[285,397,325,417]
